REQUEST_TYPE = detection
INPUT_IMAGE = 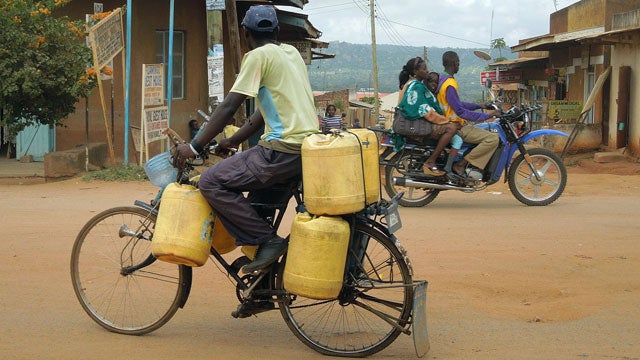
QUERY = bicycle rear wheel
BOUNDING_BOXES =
[70,206,185,335]
[278,222,413,357]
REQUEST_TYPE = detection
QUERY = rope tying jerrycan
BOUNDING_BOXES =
[349,128,380,205]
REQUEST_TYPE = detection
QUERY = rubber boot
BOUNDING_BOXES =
[444,149,458,173]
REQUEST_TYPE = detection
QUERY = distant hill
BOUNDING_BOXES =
[307,41,515,103]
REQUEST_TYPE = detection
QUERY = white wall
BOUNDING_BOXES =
[609,32,640,155]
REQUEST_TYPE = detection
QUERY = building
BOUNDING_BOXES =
[10,0,327,168]
[500,0,640,155]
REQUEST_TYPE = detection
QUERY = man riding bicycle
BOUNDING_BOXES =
[173,5,318,274]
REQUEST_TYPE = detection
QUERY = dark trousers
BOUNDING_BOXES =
[198,145,301,245]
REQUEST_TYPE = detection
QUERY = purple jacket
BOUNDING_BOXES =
[437,74,491,123]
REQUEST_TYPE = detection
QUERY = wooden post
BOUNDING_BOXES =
[225,0,242,75]
[224,0,247,122]
[369,0,380,126]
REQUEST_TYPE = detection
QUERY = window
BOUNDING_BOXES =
[155,30,185,99]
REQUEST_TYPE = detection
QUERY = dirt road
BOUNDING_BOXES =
[1,163,639,359]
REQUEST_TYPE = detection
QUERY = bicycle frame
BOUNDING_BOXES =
[71,127,426,357]
[133,175,411,311]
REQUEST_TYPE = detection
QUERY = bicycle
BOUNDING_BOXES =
[70,127,429,358]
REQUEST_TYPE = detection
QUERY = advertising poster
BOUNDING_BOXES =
[144,106,169,144]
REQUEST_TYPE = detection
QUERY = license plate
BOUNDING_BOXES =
[385,202,402,234]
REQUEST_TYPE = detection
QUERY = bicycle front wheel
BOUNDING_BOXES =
[70,206,185,335]
[278,222,413,357]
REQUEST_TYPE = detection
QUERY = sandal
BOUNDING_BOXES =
[423,165,445,176]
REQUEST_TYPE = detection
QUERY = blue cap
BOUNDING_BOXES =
[241,5,278,32]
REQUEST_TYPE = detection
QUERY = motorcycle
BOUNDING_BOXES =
[376,80,569,207]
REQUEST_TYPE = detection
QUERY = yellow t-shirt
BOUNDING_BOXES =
[230,43,318,151]
[436,77,465,125]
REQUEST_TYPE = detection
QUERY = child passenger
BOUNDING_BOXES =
[425,71,463,175]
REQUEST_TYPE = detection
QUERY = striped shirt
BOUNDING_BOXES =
[322,115,342,130]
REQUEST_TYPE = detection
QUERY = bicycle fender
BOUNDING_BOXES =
[178,265,193,308]
[133,200,158,216]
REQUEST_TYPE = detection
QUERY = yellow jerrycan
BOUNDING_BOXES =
[188,175,236,255]
[152,183,214,266]
[350,128,380,205]
[211,217,237,254]
[241,245,258,260]
[283,212,350,299]
[302,131,365,215]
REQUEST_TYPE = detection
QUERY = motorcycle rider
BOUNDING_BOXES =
[172,5,318,275]
[436,51,500,178]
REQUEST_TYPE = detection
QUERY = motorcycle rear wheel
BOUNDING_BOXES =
[384,154,440,207]
[508,148,567,206]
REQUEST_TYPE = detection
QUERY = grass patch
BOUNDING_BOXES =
[82,165,149,182]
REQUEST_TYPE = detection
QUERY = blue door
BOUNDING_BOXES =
[16,123,55,162]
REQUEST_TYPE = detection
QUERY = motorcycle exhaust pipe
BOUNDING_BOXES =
[393,177,469,191]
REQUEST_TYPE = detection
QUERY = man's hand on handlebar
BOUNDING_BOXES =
[172,144,197,168]
[215,138,236,158]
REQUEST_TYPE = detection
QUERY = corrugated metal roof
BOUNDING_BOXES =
[511,27,605,52]
[276,9,321,39]
[490,56,548,67]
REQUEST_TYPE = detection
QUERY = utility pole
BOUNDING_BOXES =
[370,0,380,126]
[423,46,428,69]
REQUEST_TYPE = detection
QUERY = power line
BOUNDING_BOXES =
[383,18,488,47]
[374,2,413,49]
[305,2,355,11]
[303,0,486,48]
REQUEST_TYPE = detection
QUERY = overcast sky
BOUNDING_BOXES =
[283,0,582,49]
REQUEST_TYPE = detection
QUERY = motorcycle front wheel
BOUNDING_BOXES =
[508,148,567,206]
[384,154,440,207]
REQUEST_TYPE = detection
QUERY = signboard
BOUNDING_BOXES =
[144,106,169,144]
[549,100,583,120]
[89,8,124,68]
[130,126,141,152]
[288,41,312,65]
[480,69,523,85]
[142,64,164,107]
[206,0,225,10]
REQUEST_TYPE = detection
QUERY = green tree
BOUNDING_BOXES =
[490,38,507,61]
[359,96,377,105]
[0,0,95,136]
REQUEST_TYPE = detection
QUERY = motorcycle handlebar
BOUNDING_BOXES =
[197,109,209,121]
